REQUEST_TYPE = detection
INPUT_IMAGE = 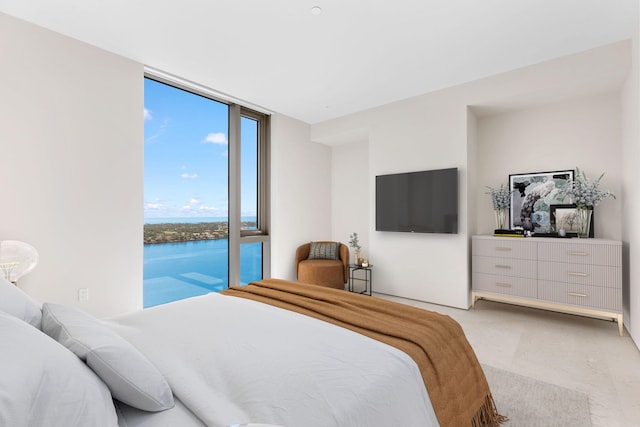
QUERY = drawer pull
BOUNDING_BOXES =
[568,272,588,277]
[567,251,588,256]
[495,283,512,288]
[568,292,588,298]
[495,247,512,252]
[495,265,512,269]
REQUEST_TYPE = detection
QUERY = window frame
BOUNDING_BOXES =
[228,104,271,285]
[238,108,270,238]
[144,69,270,288]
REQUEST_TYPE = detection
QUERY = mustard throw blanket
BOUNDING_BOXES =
[222,279,505,427]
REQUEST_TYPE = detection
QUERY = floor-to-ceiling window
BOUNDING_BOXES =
[143,75,269,308]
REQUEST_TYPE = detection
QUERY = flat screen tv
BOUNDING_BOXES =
[376,167,458,234]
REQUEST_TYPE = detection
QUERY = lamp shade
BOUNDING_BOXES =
[0,240,39,283]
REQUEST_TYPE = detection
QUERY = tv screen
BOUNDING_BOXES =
[376,168,458,234]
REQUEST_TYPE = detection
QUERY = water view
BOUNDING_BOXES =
[144,235,262,308]
[143,217,262,308]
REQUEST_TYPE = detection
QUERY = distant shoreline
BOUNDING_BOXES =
[143,221,256,244]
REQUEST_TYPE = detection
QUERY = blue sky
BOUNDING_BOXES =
[144,78,257,220]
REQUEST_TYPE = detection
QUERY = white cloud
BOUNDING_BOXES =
[145,117,170,144]
[175,204,226,216]
[203,132,228,145]
[144,108,152,120]
[198,205,223,213]
[145,202,163,209]
[181,173,199,179]
[189,198,201,205]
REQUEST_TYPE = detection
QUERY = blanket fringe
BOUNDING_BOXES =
[472,394,509,427]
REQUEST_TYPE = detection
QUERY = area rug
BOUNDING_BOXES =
[482,365,592,427]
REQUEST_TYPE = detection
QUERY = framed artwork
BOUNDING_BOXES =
[549,204,594,237]
[509,170,573,233]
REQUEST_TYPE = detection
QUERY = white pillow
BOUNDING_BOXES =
[41,303,174,412]
[0,310,118,426]
[0,276,42,329]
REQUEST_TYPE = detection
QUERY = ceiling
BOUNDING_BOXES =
[0,0,638,124]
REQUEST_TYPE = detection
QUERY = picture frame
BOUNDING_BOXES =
[549,204,594,237]
[509,170,574,233]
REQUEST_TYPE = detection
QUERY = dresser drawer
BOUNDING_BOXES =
[473,273,537,299]
[472,236,624,335]
[537,241,621,266]
[472,256,537,278]
[538,281,622,311]
[472,237,536,260]
[538,261,621,289]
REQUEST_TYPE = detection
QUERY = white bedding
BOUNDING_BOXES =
[116,397,205,427]
[107,292,440,427]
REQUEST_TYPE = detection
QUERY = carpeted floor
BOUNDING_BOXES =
[483,365,592,427]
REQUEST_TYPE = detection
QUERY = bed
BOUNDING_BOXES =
[0,276,504,427]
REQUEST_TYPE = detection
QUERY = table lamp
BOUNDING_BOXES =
[0,240,39,285]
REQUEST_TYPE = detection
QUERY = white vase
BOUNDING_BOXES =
[576,207,592,238]
[494,208,508,230]
[354,250,363,266]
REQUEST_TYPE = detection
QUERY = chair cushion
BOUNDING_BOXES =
[298,259,345,289]
[308,242,339,260]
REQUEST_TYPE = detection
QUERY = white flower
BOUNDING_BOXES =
[561,167,615,209]
[486,184,512,209]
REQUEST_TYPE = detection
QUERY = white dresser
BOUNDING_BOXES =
[471,235,623,335]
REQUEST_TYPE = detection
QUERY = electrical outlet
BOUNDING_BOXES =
[78,288,89,301]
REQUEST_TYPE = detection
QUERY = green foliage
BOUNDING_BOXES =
[348,232,361,251]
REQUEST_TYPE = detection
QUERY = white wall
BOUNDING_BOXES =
[331,140,370,260]
[270,114,332,281]
[466,109,479,238]
[0,13,143,317]
[621,13,640,345]
[313,41,630,310]
[367,94,469,307]
[314,91,471,308]
[475,93,622,240]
